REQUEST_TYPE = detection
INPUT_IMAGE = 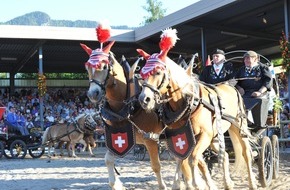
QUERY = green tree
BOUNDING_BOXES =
[142,0,166,25]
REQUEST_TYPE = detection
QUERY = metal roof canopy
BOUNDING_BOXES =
[0,0,289,74]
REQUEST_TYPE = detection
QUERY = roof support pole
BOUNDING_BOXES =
[200,27,207,68]
[38,46,44,130]
[284,0,289,39]
[284,0,290,107]
[9,72,15,96]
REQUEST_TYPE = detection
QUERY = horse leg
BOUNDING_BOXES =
[47,143,52,158]
[63,142,71,157]
[241,137,257,190]
[71,142,77,157]
[197,157,218,190]
[145,142,167,190]
[89,136,97,157]
[57,141,65,156]
[181,158,194,190]
[210,139,234,190]
[190,134,216,190]
[171,159,183,190]
[105,151,125,190]
[86,136,96,157]
[230,127,257,190]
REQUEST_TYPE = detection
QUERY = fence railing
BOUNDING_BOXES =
[279,120,290,153]
[0,78,88,87]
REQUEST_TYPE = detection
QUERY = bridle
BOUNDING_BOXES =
[88,62,112,91]
[84,113,99,131]
[141,70,171,104]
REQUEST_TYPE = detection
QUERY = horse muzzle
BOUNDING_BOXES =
[138,93,155,112]
[87,89,104,103]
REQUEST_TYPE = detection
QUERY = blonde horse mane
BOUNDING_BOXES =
[165,57,194,95]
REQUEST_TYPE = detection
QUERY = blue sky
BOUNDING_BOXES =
[0,0,199,27]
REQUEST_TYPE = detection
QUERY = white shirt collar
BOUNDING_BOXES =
[213,63,224,75]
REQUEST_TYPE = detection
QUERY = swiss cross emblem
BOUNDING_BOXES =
[171,133,188,155]
[111,133,128,153]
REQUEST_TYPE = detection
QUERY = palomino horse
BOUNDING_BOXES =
[136,28,257,190]
[137,55,258,189]
[81,41,173,189]
[42,113,98,158]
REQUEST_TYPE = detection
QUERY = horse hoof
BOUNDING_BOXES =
[225,182,234,190]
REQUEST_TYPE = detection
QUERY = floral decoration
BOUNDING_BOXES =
[279,31,290,73]
[37,73,47,97]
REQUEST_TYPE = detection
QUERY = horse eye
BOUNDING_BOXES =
[103,65,108,70]
[156,71,161,75]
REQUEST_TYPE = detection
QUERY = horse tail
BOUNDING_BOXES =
[42,127,50,146]
[231,89,256,173]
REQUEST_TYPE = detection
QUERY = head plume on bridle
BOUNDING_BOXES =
[137,28,179,79]
[80,20,115,71]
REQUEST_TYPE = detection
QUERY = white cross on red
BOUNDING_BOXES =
[114,136,126,148]
[175,137,186,150]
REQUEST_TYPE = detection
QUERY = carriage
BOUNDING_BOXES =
[225,50,280,187]
[0,107,44,159]
[190,50,280,188]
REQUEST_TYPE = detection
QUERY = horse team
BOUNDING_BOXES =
[41,23,263,190]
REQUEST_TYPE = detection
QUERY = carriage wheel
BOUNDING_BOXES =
[271,135,279,179]
[28,147,45,158]
[0,141,4,158]
[10,139,27,159]
[133,144,146,161]
[258,136,273,187]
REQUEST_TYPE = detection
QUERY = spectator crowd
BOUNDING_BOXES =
[0,87,99,134]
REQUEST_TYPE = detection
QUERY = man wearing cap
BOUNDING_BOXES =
[235,50,272,98]
[235,50,272,128]
[199,48,234,84]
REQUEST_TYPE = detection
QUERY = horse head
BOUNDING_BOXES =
[137,28,193,112]
[81,41,116,103]
[83,112,104,132]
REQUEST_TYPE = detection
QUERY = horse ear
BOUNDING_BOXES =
[136,49,150,60]
[158,49,169,63]
[186,62,193,76]
[130,57,142,78]
[102,41,115,54]
[80,43,92,55]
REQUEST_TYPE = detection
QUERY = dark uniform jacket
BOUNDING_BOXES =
[199,61,234,84]
[235,62,272,98]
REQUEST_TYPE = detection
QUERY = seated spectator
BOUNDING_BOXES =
[45,111,55,128]
[6,106,30,135]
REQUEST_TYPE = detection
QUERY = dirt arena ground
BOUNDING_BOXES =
[1,147,289,190]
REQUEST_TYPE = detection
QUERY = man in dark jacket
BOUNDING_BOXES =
[235,50,273,127]
[199,48,234,84]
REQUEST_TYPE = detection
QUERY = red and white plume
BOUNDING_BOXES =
[137,28,179,79]
[159,28,179,52]
[96,20,111,49]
